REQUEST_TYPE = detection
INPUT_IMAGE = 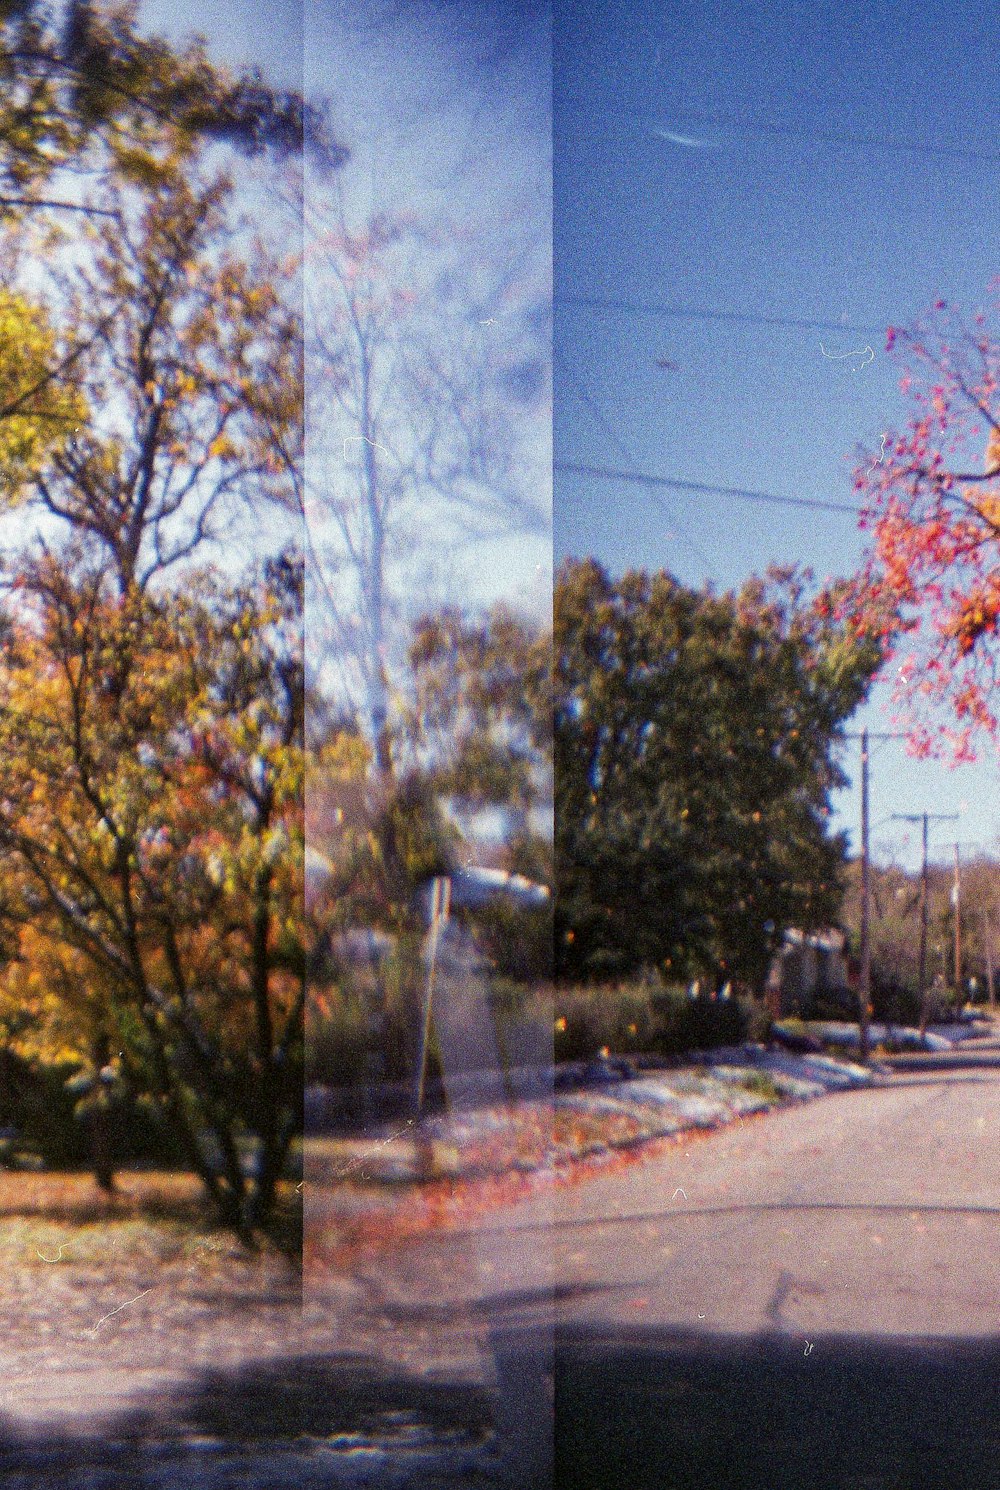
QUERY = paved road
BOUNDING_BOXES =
[330,1040,1000,1488]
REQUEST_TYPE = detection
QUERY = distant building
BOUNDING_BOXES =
[765,928,849,1018]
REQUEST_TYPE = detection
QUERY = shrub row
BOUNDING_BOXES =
[549,983,761,1063]
[306,964,771,1091]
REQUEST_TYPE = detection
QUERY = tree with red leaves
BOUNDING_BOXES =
[852,293,1000,758]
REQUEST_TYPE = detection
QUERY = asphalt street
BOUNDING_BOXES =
[330,1035,1000,1489]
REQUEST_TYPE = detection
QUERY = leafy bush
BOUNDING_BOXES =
[870,976,924,1028]
[812,985,859,1021]
[738,1071,781,1102]
[654,990,749,1054]
[550,981,750,1063]
[305,990,370,1089]
[551,984,660,1062]
[305,964,757,1091]
[305,938,428,1088]
[471,899,553,983]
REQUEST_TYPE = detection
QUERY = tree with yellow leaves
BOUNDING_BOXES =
[0,552,304,1235]
[25,161,302,594]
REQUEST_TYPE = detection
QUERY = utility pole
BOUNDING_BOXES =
[985,913,996,1011]
[953,843,962,1007]
[845,730,905,1064]
[858,729,871,1064]
[891,811,959,1038]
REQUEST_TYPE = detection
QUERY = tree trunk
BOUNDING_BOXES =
[90,1099,116,1193]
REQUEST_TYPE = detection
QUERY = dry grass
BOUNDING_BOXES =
[0,1168,204,1223]
[0,1168,303,1264]
[0,1166,316,1435]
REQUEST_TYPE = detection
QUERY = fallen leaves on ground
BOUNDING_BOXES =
[304,1115,771,1276]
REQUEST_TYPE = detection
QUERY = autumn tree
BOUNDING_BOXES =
[0,0,331,591]
[0,286,85,482]
[0,554,304,1234]
[20,163,301,592]
[0,116,307,1233]
[555,559,882,987]
[850,296,1000,755]
[0,0,339,222]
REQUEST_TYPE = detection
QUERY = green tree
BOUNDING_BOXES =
[555,559,882,988]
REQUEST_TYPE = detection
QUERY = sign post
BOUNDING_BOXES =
[413,876,451,1114]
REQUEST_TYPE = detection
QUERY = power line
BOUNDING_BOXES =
[554,350,715,569]
[556,293,889,338]
[555,459,861,517]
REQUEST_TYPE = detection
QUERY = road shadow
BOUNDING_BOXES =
[1,1324,997,1487]
[553,1322,1000,1490]
[0,1352,499,1486]
[120,1350,496,1444]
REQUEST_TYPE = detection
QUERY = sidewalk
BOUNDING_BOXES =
[308,1043,883,1189]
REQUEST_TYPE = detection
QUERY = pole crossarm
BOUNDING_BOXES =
[890,813,960,822]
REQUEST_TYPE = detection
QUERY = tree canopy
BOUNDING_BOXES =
[0,553,304,1234]
[0,7,321,1237]
[26,166,301,591]
[0,0,340,218]
[555,558,883,987]
[849,295,1000,755]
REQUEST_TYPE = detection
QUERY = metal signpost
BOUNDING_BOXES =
[413,875,451,1115]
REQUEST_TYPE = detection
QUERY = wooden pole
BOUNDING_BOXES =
[953,843,961,1009]
[889,810,958,1038]
[858,728,871,1064]
[918,813,930,1038]
[986,914,996,1012]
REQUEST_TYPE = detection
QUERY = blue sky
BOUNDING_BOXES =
[135,0,1000,871]
[553,0,1000,869]
[140,0,552,619]
[142,0,302,87]
[307,1,552,623]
